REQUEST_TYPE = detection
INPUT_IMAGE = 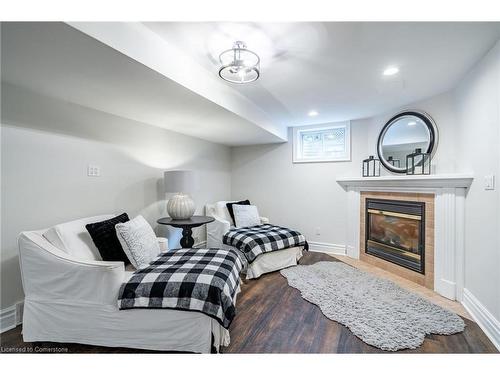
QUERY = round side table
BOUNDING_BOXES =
[157,216,215,249]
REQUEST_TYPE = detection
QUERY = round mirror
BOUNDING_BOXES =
[377,110,437,173]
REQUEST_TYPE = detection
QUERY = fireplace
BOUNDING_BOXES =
[365,198,425,274]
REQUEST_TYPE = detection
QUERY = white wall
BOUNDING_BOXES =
[453,41,500,321]
[231,120,369,248]
[231,91,458,248]
[1,84,231,310]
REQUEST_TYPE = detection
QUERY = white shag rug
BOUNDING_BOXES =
[280,261,465,351]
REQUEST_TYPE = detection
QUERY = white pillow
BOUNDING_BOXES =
[233,204,261,228]
[43,214,115,260]
[115,215,160,269]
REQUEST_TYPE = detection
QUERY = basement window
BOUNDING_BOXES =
[292,121,351,163]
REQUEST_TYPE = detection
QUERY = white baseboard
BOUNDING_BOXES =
[308,241,347,256]
[16,300,24,325]
[0,306,16,333]
[462,288,500,351]
[1,301,23,333]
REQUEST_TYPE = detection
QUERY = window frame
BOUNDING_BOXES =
[292,121,351,163]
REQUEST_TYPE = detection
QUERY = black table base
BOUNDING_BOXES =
[181,227,194,248]
[157,216,215,249]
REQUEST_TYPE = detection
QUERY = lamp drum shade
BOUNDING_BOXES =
[164,170,197,193]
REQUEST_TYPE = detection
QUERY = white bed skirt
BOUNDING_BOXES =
[22,298,229,353]
[245,246,303,279]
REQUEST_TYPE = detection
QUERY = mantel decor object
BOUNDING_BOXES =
[362,155,381,177]
[406,148,431,175]
[387,156,401,168]
[164,170,198,220]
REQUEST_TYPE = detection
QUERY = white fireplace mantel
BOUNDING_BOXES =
[336,173,474,302]
[337,173,473,190]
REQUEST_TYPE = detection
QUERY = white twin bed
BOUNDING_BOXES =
[205,201,304,279]
[18,216,229,353]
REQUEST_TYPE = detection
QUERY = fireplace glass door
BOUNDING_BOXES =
[365,198,425,273]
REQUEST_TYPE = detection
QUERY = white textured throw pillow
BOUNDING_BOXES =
[233,204,261,228]
[115,215,160,269]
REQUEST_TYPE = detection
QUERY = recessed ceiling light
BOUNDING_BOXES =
[308,110,318,117]
[383,66,399,76]
[408,121,417,126]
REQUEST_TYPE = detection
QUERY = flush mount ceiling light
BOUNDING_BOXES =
[383,66,399,76]
[308,110,319,117]
[219,41,260,84]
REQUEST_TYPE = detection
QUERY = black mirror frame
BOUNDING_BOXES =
[376,110,438,174]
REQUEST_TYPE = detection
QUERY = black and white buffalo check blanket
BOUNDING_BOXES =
[118,248,243,329]
[222,224,308,263]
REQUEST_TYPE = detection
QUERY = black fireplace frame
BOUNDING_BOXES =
[365,198,426,274]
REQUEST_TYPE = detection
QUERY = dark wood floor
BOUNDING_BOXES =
[223,252,497,353]
[1,252,497,353]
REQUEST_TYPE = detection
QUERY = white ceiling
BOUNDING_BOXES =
[1,22,284,146]
[145,22,500,126]
[2,22,500,146]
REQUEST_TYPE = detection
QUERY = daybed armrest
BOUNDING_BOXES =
[260,216,270,224]
[18,232,125,306]
[207,215,231,248]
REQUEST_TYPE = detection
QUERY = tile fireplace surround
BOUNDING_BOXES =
[337,174,474,301]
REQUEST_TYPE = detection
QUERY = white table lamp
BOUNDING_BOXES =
[164,170,198,220]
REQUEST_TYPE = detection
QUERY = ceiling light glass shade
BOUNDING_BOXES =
[219,41,260,84]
